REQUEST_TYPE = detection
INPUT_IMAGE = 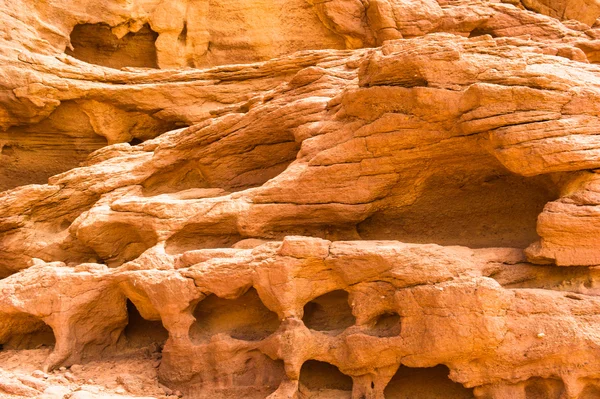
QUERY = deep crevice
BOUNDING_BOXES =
[178,23,188,46]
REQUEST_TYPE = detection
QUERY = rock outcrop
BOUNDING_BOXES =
[3,0,600,398]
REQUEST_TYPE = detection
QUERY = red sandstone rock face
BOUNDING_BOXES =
[2,0,600,398]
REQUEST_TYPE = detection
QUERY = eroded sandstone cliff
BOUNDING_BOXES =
[2,0,600,398]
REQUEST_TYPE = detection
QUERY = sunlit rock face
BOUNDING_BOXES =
[3,1,600,398]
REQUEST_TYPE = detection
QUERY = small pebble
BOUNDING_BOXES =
[59,366,67,372]
[17,375,48,391]
[64,372,77,382]
[53,375,69,384]
[32,370,48,379]
[537,332,546,338]
[159,383,173,395]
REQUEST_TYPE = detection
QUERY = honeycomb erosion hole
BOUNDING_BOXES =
[3,0,600,398]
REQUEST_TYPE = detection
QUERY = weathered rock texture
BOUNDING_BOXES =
[3,0,600,398]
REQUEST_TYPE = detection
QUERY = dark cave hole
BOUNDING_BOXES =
[1,145,15,156]
[1,314,56,350]
[184,352,285,399]
[299,360,353,393]
[367,312,401,338]
[580,383,600,399]
[302,290,356,333]
[233,354,285,393]
[384,365,474,399]
[524,378,564,399]
[66,23,158,69]
[92,222,159,267]
[122,300,169,349]
[189,287,280,343]
[178,23,188,45]
[129,137,144,146]
[468,27,497,38]
[357,173,559,249]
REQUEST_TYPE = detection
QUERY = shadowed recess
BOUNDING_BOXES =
[580,384,600,399]
[141,140,301,196]
[486,263,598,291]
[66,23,158,69]
[468,27,497,38]
[524,378,565,399]
[0,314,55,350]
[358,172,559,248]
[576,42,600,64]
[165,223,242,255]
[0,101,108,192]
[367,312,401,338]
[87,222,159,267]
[189,288,280,343]
[182,352,285,399]
[299,360,353,394]
[0,99,181,193]
[303,290,356,332]
[384,365,474,398]
[120,300,168,349]
[142,160,212,196]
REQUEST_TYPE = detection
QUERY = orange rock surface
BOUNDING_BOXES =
[2,0,600,398]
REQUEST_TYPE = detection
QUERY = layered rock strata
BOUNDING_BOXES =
[3,0,600,398]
